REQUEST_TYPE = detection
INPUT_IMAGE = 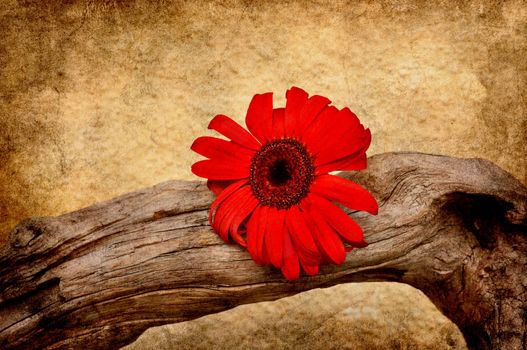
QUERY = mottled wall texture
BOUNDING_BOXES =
[0,0,526,244]
[0,1,525,348]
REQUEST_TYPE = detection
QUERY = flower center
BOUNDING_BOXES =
[249,138,314,209]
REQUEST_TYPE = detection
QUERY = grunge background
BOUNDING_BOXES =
[1,0,525,348]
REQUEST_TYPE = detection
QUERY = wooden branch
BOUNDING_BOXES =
[1,153,526,350]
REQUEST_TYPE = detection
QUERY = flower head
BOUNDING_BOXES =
[191,87,378,280]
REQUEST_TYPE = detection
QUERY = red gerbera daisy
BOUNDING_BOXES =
[191,87,378,280]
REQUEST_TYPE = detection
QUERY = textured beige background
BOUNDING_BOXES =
[0,0,525,348]
[1,0,526,245]
[124,283,467,350]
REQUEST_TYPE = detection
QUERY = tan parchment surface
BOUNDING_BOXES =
[1,0,525,349]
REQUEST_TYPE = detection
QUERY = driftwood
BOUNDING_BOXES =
[0,153,525,350]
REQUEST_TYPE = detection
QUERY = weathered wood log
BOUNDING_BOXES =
[0,153,525,350]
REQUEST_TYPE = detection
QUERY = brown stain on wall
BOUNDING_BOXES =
[0,0,525,243]
[0,0,70,240]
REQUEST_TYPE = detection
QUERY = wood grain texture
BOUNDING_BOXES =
[0,153,526,350]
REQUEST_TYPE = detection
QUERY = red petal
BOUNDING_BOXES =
[310,194,366,245]
[265,208,286,268]
[212,186,250,243]
[299,261,319,276]
[311,175,379,215]
[303,201,346,265]
[282,230,300,280]
[337,152,367,171]
[227,192,258,247]
[216,186,258,247]
[271,108,286,138]
[285,206,320,265]
[295,94,331,138]
[209,180,247,226]
[315,125,371,167]
[246,93,273,143]
[191,136,255,161]
[315,151,367,175]
[247,206,269,265]
[301,106,339,154]
[207,180,236,195]
[208,114,260,150]
[213,185,252,242]
[191,159,249,180]
[303,107,369,163]
[284,87,309,137]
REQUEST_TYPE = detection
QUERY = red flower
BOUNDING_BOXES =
[191,87,378,280]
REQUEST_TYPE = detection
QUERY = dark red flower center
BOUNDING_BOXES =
[249,138,314,209]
